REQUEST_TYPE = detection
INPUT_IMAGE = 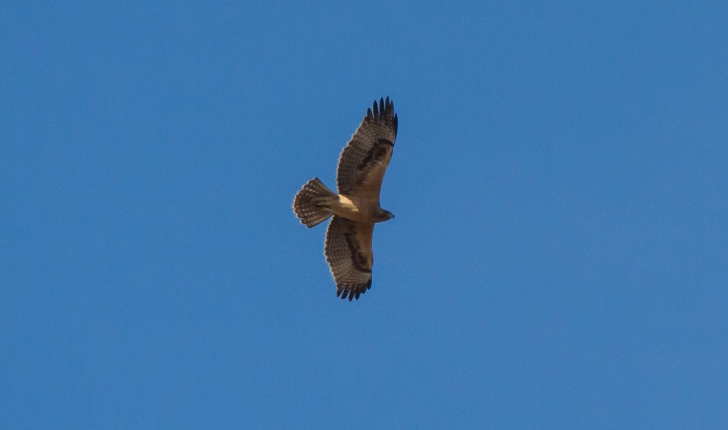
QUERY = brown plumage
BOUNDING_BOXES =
[293,97,398,301]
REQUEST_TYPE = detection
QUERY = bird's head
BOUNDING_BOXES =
[375,208,395,222]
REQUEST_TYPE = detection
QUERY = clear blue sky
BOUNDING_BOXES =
[2,1,727,428]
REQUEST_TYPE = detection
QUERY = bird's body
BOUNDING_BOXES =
[293,97,398,301]
[330,194,390,223]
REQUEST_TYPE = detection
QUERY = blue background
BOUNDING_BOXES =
[2,1,727,428]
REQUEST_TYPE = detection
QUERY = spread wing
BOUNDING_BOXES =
[336,97,398,198]
[324,216,374,301]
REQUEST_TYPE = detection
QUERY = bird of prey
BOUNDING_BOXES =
[293,97,398,301]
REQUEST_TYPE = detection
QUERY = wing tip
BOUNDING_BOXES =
[364,97,396,136]
[336,278,372,301]
[335,279,372,301]
[371,96,397,136]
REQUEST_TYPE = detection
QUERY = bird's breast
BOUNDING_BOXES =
[331,194,377,223]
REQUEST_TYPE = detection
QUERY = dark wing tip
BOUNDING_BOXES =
[366,97,397,137]
[335,282,370,301]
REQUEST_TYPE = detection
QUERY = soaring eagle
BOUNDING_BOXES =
[293,97,398,301]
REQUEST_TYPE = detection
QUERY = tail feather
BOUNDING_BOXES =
[293,178,337,228]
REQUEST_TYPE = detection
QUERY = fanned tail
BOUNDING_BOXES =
[293,178,337,228]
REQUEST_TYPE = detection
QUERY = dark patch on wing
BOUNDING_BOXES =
[344,231,372,273]
[356,138,394,171]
